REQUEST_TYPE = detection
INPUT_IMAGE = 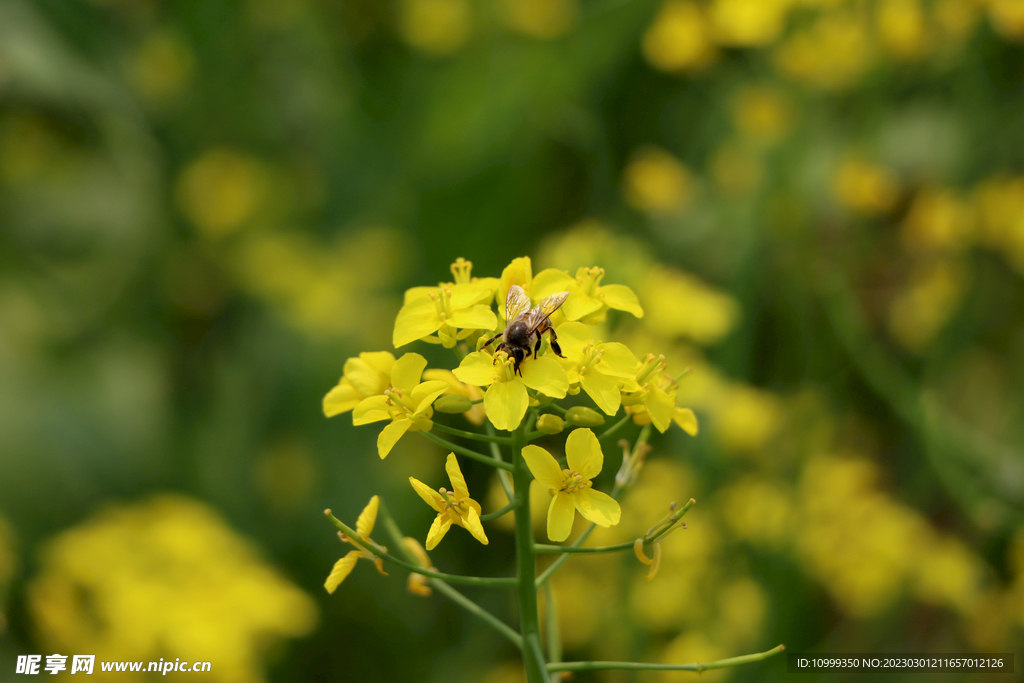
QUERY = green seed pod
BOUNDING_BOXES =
[564,406,606,427]
[433,394,474,414]
[535,414,564,435]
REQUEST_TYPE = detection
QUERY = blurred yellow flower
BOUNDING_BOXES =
[709,0,789,47]
[887,259,966,352]
[775,13,873,89]
[639,266,739,344]
[832,157,901,215]
[642,0,715,72]
[410,453,489,549]
[710,143,763,196]
[988,0,1024,40]
[521,428,621,542]
[659,632,729,683]
[398,0,472,55]
[622,146,695,214]
[712,384,782,452]
[326,496,387,593]
[176,149,266,238]
[975,176,1024,272]
[128,28,193,104]
[732,86,792,142]
[877,0,929,59]
[350,352,450,458]
[454,348,568,430]
[901,187,975,252]
[401,537,436,596]
[28,496,316,682]
[496,0,578,39]
[555,321,638,414]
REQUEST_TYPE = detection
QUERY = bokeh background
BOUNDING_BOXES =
[2,0,1024,680]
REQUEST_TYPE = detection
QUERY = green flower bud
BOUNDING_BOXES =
[564,406,606,427]
[433,394,474,414]
[535,414,564,434]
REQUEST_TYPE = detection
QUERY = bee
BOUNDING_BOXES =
[483,285,569,376]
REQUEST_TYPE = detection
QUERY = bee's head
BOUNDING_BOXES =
[509,346,526,366]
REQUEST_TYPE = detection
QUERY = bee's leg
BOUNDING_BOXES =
[533,336,542,358]
[482,333,502,349]
[546,328,566,358]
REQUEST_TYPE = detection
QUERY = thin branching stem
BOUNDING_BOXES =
[598,414,633,442]
[432,422,512,444]
[481,502,516,522]
[534,541,635,554]
[420,431,514,471]
[547,644,786,673]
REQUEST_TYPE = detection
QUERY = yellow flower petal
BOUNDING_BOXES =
[565,428,602,480]
[521,444,564,489]
[599,283,644,317]
[531,268,574,298]
[519,356,569,399]
[484,380,529,431]
[403,286,437,304]
[674,407,699,436]
[325,551,359,594]
[597,342,638,379]
[448,305,497,330]
[391,353,428,394]
[580,370,621,415]
[453,351,499,387]
[323,380,363,417]
[426,515,452,550]
[356,495,379,540]
[547,491,576,542]
[343,352,395,396]
[410,477,445,512]
[573,488,621,527]
[562,291,603,321]
[353,395,391,425]
[394,297,443,347]
[445,453,469,498]
[462,506,489,545]
[553,321,592,359]
[498,256,533,314]
[378,418,412,458]
[645,382,675,433]
[411,381,451,414]
[448,283,493,309]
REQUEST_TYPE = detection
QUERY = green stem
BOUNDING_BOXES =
[481,502,516,522]
[376,502,523,648]
[546,644,786,673]
[324,510,515,587]
[512,424,548,683]
[598,414,632,442]
[485,421,516,500]
[421,431,514,471]
[432,422,512,444]
[547,404,568,416]
[543,583,561,666]
[534,541,635,554]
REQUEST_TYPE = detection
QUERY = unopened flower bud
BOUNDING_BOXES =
[535,414,565,434]
[434,394,474,414]
[565,406,606,427]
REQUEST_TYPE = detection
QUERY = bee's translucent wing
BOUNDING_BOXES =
[505,284,533,322]
[531,291,569,319]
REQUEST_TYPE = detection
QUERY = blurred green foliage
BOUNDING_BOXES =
[1,0,1023,681]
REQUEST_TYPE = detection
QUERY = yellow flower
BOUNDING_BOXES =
[521,428,621,542]
[532,266,643,323]
[351,353,450,458]
[422,368,486,425]
[323,351,396,417]
[622,354,699,434]
[410,453,489,549]
[453,348,569,431]
[393,275,496,347]
[325,496,387,593]
[555,322,638,415]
